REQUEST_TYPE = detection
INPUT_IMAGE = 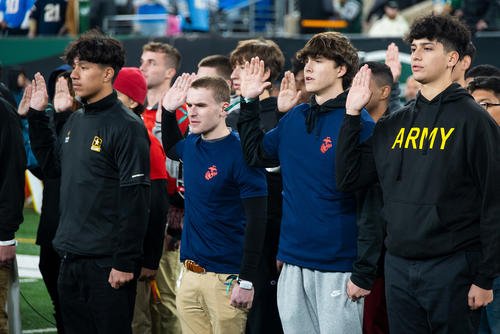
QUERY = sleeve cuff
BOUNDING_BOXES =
[0,239,17,246]
[473,275,494,290]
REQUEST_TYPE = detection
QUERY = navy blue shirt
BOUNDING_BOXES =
[263,102,374,271]
[176,132,267,274]
[29,0,67,35]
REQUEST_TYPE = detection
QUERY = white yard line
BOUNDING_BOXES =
[22,329,57,333]
[17,255,42,279]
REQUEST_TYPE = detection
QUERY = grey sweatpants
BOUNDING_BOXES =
[277,263,363,334]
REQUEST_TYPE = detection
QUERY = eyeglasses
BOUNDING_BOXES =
[479,102,500,110]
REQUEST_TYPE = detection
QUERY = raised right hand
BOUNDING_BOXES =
[54,77,74,112]
[29,72,48,111]
[346,65,372,115]
[239,57,272,99]
[17,84,32,117]
[162,73,196,112]
[277,71,302,112]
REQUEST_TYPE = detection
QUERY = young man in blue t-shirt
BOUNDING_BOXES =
[237,32,375,333]
[161,74,268,334]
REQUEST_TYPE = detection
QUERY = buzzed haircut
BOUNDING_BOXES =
[229,39,285,82]
[467,76,500,98]
[64,29,125,77]
[465,64,500,80]
[296,31,359,89]
[362,61,393,88]
[142,41,181,70]
[197,55,232,80]
[191,76,230,104]
[404,15,471,59]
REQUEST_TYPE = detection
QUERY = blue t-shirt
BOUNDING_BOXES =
[0,0,34,28]
[263,103,375,272]
[176,131,267,274]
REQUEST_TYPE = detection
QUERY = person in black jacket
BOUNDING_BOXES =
[19,65,74,334]
[336,15,500,334]
[27,30,150,334]
[0,92,26,333]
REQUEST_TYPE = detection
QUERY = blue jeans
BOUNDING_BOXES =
[479,277,500,334]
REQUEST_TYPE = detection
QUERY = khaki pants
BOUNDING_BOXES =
[176,268,248,334]
[0,266,9,333]
[131,280,152,334]
[150,249,182,334]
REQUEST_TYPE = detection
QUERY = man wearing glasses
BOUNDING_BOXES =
[468,76,500,126]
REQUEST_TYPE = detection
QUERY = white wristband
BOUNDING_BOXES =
[0,239,17,246]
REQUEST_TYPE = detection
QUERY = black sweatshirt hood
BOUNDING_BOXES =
[306,91,348,133]
[395,83,470,180]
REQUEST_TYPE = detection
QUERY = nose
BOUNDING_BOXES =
[70,68,79,80]
[230,67,239,80]
[304,60,312,72]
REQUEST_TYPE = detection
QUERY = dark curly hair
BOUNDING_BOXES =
[404,15,471,59]
[296,32,359,89]
[63,29,125,78]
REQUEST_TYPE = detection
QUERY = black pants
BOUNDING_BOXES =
[385,251,481,334]
[39,245,64,333]
[57,255,137,334]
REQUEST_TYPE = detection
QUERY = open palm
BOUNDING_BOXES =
[17,85,32,116]
[346,65,372,115]
[277,71,301,112]
[29,72,48,111]
[54,77,74,112]
[239,57,271,99]
[162,73,196,111]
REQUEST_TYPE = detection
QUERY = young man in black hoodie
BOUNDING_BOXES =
[336,15,500,333]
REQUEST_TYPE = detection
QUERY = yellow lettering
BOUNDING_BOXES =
[440,128,455,149]
[404,127,420,149]
[392,128,405,149]
[418,127,438,149]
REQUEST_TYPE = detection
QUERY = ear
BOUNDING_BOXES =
[263,68,271,81]
[337,64,347,79]
[380,85,391,100]
[447,51,460,68]
[165,67,177,81]
[129,100,139,109]
[104,67,115,83]
[461,55,472,72]
[221,101,229,115]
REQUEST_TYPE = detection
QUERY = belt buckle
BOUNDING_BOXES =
[185,260,206,274]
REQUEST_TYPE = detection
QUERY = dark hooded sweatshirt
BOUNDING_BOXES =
[239,92,375,283]
[336,83,500,289]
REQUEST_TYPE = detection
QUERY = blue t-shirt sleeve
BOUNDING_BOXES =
[234,155,267,199]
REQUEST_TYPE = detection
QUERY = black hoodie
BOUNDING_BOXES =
[336,83,500,289]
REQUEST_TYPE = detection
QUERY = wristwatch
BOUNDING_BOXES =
[238,279,253,290]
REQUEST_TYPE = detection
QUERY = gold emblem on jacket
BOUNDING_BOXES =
[91,136,103,152]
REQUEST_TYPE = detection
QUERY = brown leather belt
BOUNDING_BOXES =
[184,260,206,274]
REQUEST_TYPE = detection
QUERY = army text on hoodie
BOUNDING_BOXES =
[336,83,500,289]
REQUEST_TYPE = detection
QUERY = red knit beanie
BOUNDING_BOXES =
[113,67,147,105]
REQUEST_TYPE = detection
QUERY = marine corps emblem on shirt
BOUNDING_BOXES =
[320,136,333,154]
[91,136,103,152]
[204,165,218,180]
